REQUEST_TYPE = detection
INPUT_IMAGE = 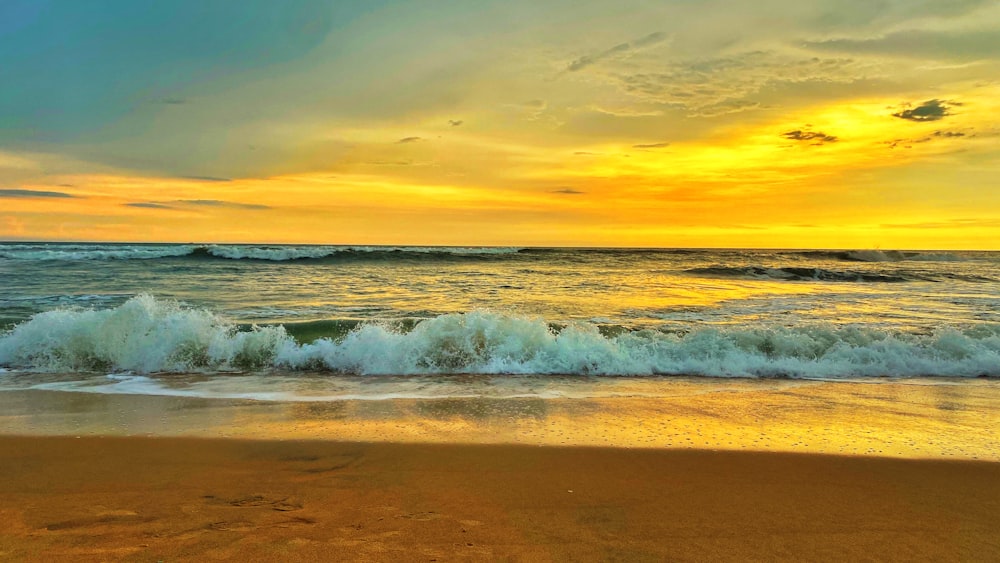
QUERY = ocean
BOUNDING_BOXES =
[1,243,999,402]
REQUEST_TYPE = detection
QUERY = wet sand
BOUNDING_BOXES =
[1,382,999,561]
[1,435,999,561]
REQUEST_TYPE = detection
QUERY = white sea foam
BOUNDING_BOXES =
[205,245,343,260]
[0,295,288,373]
[1,295,999,378]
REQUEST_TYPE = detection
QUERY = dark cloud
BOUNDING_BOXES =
[177,199,271,210]
[0,188,76,198]
[551,188,585,195]
[448,120,463,127]
[568,31,667,72]
[781,130,838,144]
[632,142,671,149]
[892,99,956,122]
[125,202,174,209]
[396,136,422,143]
[933,130,965,138]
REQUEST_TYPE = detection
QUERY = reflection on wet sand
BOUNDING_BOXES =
[1,377,997,460]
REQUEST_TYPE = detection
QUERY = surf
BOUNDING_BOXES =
[2,295,998,378]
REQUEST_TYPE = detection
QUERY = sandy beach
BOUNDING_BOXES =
[1,382,999,561]
[2,436,999,561]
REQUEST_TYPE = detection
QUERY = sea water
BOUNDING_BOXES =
[1,243,999,400]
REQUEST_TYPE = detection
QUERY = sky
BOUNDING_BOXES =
[1,0,999,248]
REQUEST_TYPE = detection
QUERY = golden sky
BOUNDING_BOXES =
[2,1,999,248]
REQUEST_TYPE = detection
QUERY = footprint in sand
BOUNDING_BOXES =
[44,510,153,531]
[212,494,304,512]
[207,520,256,532]
[284,453,363,474]
[397,511,441,521]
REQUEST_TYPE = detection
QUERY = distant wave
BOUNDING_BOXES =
[795,250,967,263]
[2,295,998,378]
[685,266,913,283]
[0,244,525,262]
[0,244,197,261]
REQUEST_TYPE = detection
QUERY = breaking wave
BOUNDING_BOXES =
[2,295,998,378]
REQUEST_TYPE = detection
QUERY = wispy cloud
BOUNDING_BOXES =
[0,188,76,199]
[448,120,464,127]
[396,136,423,144]
[567,31,668,72]
[805,29,1000,61]
[125,202,175,209]
[632,142,671,149]
[551,187,586,195]
[178,199,271,210]
[881,218,1000,229]
[884,128,971,149]
[125,200,269,210]
[608,51,862,117]
[892,99,958,122]
[181,175,231,182]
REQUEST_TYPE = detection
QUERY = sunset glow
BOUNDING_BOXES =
[3,1,1000,248]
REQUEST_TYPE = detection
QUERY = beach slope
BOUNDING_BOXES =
[1,436,998,561]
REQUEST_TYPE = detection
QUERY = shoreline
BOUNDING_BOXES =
[2,435,998,561]
[2,376,998,460]
[2,382,998,560]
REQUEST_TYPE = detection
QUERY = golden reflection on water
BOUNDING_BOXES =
[1,378,997,461]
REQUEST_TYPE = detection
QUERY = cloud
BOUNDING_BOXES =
[567,31,668,72]
[892,99,957,122]
[551,188,585,195]
[448,120,463,127]
[632,142,671,149]
[884,128,971,148]
[507,99,551,122]
[0,188,76,198]
[781,130,838,144]
[181,175,231,182]
[609,51,863,117]
[881,218,1000,229]
[125,202,175,209]
[805,29,1000,61]
[177,199,271,210]
[396,136,423,143]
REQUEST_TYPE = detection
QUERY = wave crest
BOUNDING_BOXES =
[0,244,524,262]
[685,266,911,283]
[2,296,999,378]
